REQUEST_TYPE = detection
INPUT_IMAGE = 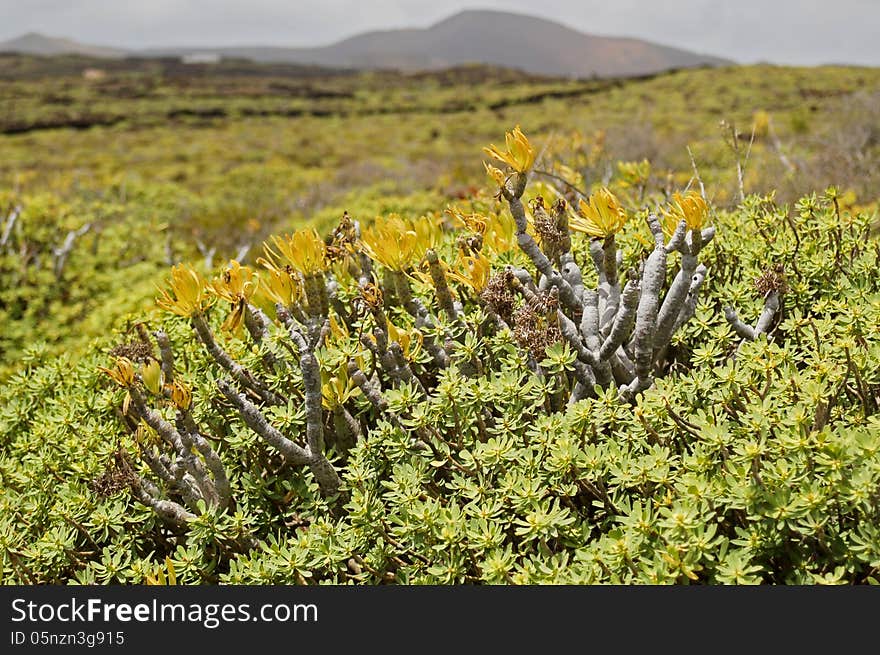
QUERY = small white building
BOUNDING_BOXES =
[182,53,221,65]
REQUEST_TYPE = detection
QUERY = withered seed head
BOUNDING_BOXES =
[480,270,518,324]
[512,290,562,361]
[755,264,788,296]
[109,341,154,364]
[89,448,137,497]
[531,196,570,261]
[326,211,359,264]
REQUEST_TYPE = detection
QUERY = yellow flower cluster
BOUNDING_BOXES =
[661,191,710,236]
[210,261,261,332]
[446,251,492,293]
[156,264,215,317]
[261,229,327,276]
[386,321,423,362]
[100,357,136,387]
[483,125,536,186]
[256,265,301,308]
[210,260,260,304]
[360,214,440,271]
[483,125,536,174]
[570,187,629,239]
[447,207,516,254]
[100,355,192,411]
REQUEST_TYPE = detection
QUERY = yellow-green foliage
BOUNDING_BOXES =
[2,154,879,584]
[1,62,880,585]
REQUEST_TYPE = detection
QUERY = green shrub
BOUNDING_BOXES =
[1,128,879,585]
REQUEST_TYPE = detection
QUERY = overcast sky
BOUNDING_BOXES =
[2,0,879,66]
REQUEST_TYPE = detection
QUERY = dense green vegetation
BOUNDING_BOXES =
[0,57,878,584]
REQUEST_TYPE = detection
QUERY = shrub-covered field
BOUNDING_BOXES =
[0,59,878,584]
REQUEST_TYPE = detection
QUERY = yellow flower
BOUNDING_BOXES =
[447,207,516,253]
[254,262,302,308]
[483,212,517,253]
[168,380,193,411]
[361,214,439,271]
[617,159,651,188]
[359,283,384,309]
[447,207,487,235]
[483,125,536,174]
[210,261,261,333]
[662,191,709,236]
[484,162,508,187]
[446,251,492,293]
[141,359,163,395]
[99,357,136,387]
[262,229,327,276]
[570,187,628,238]
[210,261,259,304]
[386,321,423,362]
[156,264,214,317]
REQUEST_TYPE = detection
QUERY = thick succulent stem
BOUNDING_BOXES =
[579,290,612,386]
[625,216,669,397]
[654,252,698,354]
[724,308,756,341]
[129,387,216,509]
[425,249,458,321]
[569,360,597,404]
[599,277,640,361]
[502,178,580,316]
[191,313,284,406]
[287,329,325,455]
[608,350,636,385]
[243,304,269,343]
[598,237,620,334]
[331,405,361,454]
[130,479,195,529]
[217,379,311,466]
[672,264,708,333]
[725,290,780,344]
[392,270,450,368]
[288,327,341,497]
[389,341,425,393]
[559,254,584,305]
[245,303,286,372]
[348,361,389,414]
[179,411,232,510]
[754,291,780,336]
[154,331,175,383]
[303,272,330,319]
[138,446,203,510]
[558,310,599,368]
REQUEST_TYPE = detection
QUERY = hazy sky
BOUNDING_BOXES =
[2,0,879,66]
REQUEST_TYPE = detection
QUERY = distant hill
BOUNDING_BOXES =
[0,10,732,78]
[0,32,125,59]
[277,10,733,77]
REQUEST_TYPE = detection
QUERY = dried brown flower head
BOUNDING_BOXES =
[531,196,570,262]
[480,270,518,324]
[755,264,788,296]
[89,448,137,497]
[110,340,154,364]
[512,289,561,361]
[326,211,359,263]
